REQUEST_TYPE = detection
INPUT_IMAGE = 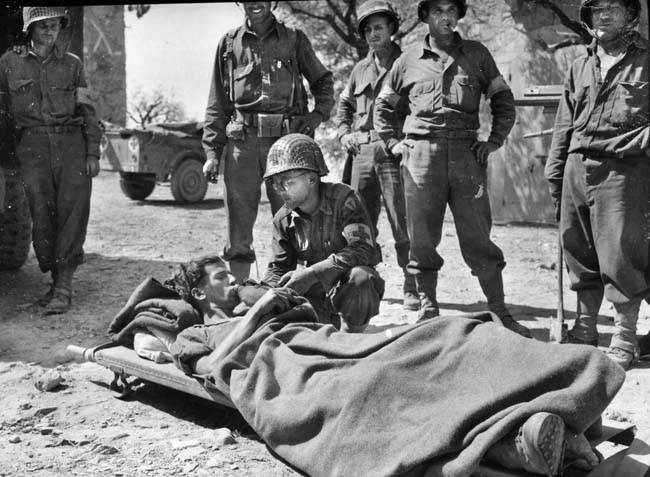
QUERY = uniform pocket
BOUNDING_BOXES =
[8,78,36,112]
[409,80,434,114]
[353,81,371,115]
[610,81,649,126]
[451,74,481,112]
[49,80,76,117]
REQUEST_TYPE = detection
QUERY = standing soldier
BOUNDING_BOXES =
[545,0,648,369]
[262,134,384,333]
[335,0,418,311]
[374,0,531,337]
[202,2,334,284]
[0,7,101,314]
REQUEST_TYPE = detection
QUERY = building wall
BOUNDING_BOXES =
[83,6,126,126]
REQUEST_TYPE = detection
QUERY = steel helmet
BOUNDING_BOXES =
[357,0,400,37]
[264,134,329,179]
[417,0,467,22]
[22,6,68,33]
[579,0,641,29]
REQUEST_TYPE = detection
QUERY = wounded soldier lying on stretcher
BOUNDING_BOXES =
[108,255,624,477]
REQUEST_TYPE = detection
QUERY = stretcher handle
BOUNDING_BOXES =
[66,345,96,362]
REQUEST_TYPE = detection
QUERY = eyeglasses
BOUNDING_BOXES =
[271,171,308,192]
[590,5,625,17]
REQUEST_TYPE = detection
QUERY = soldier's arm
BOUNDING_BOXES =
[545,69,576,203]
[75,62,102,161]
[374,57,404,152]
[334,75,356,139]
[481,48,515,147]
[262,217,298,286]
[202,37,233,163]
[308,190,379,291]
[295,30,334,120]
[0,59,12,140]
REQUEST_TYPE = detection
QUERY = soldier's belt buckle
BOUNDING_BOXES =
[257,113,284,138]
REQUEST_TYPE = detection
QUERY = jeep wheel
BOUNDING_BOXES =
[119,172,157,201]
[0,169,32,270]
[171,158,208,204]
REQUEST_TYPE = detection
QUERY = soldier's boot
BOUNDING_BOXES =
[402,271,420,311]
[229,260,251,285]
[35,269,58,307]
[478,270,532,338]
[606,299,641,370]
[485,412,565,476]
[639,331,650,360]
[45,264,74,315]
[568,288,602,346]
[415,272,439,323]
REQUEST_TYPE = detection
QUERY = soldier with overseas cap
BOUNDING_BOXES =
[373,0,531,337]
[261,134,384,333]
[0,7,101,314]
[202,1,334,284]
[335,0,418,311]
[545,0,649,369]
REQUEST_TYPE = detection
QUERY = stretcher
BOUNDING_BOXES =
[67,342,650,477]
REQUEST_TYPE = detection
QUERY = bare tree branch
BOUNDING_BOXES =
[526,0,591,43]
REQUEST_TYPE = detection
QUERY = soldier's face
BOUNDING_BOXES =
[196,262,237,307]
[423,0,459,38]
[31,18,61,48]
[243,2,273,25]
[363,14,394,50]
[589,0,629,41]
[271,170,315,210]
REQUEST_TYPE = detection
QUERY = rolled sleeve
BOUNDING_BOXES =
[203,38,231,162]
[296,30,334,120]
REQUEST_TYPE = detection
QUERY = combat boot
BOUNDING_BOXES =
[415,272,439,322]
[44,264,74,315]
[606,300,641,370]
[485,412,565,476]
[229,260,251,285]
[402,272,420,311]
[478,269,531,338]
[35,269,57,307]
[567,288,602,346]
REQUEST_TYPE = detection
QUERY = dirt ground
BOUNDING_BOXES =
[1,170,649,476]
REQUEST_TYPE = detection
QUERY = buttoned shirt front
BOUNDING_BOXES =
[0,44,101,157]
[263,182,380,290]
[374,32,514,151]
[335,42,406,137]
[202,17,334,161]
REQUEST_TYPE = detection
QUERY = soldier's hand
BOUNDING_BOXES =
[12,44,27,57]
[470,140,499,166]
[86,156,100,177]
[340,133,360,154]
[299,111,323,136]
[203,158,220,184]
[280,268,318,296]
[390,141,406,158]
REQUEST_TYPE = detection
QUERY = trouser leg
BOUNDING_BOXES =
[402,139,447,318]
[350,143,381,232]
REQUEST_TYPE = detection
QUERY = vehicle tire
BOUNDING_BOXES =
[171,158,208,204]
[0,168,32,270]
[119,172,157,201]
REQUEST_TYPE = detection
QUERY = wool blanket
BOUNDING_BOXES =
[171,304,625,477]
[107,277,203,346]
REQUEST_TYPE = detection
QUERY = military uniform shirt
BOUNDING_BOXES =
[0,45,101,157]
[546,33,649,200]
[203,17,334,162]
[263,182,381,291]
[374,32,514,151]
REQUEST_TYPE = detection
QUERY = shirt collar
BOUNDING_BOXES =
[586,31,649,55]
[27,43,64,60]
[419,32,462,58]
[242,15,279,39]
[360,41,402,68]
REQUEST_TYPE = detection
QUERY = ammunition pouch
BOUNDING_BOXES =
[354,130,382,145]
[257,113,284,138]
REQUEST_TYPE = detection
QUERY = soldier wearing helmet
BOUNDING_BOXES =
[201,1,334,284]
[261,134,384,333]
[334,0,418,312]
[374,0,530,338]
[545,0,649,370]
[0,6,101,314]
